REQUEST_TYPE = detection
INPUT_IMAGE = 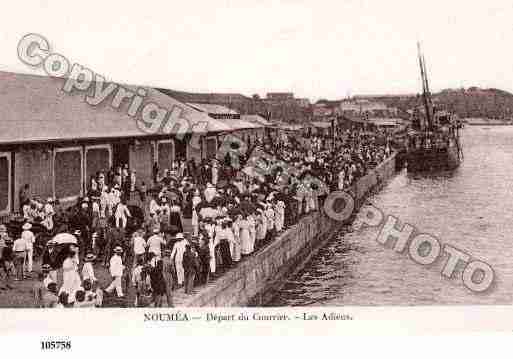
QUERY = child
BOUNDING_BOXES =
[82,253,97,283]
[83,279,97,307]
[132,257,146,307]
[92,280,103,307]
[74,289,90,308]
[32,272,47,308]
[56,292,69,308]
[42,282,59,308]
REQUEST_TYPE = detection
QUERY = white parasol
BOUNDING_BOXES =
[53,233,78,245]
[199,207,219,219]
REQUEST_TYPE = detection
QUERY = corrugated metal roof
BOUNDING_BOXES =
[216,118,263,130]
[241,114,272,127]
[186,102,239,115]
[157,88,251,103]
[0,71,231,145]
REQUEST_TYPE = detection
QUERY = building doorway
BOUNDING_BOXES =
[112,143,130,168]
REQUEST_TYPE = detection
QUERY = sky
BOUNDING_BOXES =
[1,0,513,101]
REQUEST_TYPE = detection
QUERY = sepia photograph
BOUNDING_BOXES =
[0,2,513,345]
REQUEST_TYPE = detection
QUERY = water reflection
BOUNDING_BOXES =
[271,126,513,306]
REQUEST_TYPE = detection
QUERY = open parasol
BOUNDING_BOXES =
[53,233,78,245]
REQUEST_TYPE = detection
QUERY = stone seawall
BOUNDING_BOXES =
[176,153,397,307]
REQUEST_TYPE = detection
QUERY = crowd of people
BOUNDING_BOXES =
[0,126,392,308]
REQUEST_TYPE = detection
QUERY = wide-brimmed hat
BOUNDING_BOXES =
[175,233,184,239]
[22,223,32,230]
[47,197,54,203]
[84,253,96,262]
[153,228,160,233]
[41,264,51,272]
[114,246,123,253]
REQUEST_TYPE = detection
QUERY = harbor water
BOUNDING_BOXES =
[271,126,513,306]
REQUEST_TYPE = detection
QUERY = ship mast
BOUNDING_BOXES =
[417,42,434,130]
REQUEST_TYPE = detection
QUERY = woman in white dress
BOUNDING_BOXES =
[60,246,81,303]
[256,209,267,248]
[307,184,316,212]
[239,215,252,255]
[232,215,241,257]
[211,160,219,186]
[202,220,216,275]
[247,213,256,253]
[225,220,239,262]
[265,204,275,233]
[191,189,202,236]
[274,201,285,232]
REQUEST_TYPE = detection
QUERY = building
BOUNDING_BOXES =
[295,98,311,108]
[186,103,240,119]
[339,99,388,114]
[313,103,336,118]
[0,71,259,216]
[266,92,294,101]
[184,103,265,157]
[305,121,332,136]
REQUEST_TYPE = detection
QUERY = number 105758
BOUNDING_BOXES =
[41,341,71,350]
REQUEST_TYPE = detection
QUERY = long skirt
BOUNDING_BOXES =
[60,270,81,302]
[232,238,241,262]
[249,229,256,253]
[191,210,199,236]
[209,241,216,274]
[174,257,185,285]
[214,245,223,271]
[219,240,232,269]
[275,212,284,232]
[240,229,252,255]
[169,212,183,234]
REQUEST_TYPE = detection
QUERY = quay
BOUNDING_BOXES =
[172,153,397,307]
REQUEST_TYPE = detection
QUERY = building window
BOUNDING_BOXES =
[85,145,112,184]
[54,147,83,201]
[157,140,175,172]
[0,152,11,214]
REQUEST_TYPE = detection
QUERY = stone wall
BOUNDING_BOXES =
[178,153,397,307]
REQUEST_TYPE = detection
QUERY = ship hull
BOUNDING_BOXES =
[406,146,460,172]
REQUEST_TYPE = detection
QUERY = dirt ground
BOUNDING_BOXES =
[0,220,194,309]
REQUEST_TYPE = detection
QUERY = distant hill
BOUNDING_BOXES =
[358,87,513,119]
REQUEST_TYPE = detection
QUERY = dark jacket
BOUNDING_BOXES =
[149,260,166,295]
[42,249,60,270]
[183,249,200,275]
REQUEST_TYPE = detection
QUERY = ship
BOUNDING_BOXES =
[402,43,463,172]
